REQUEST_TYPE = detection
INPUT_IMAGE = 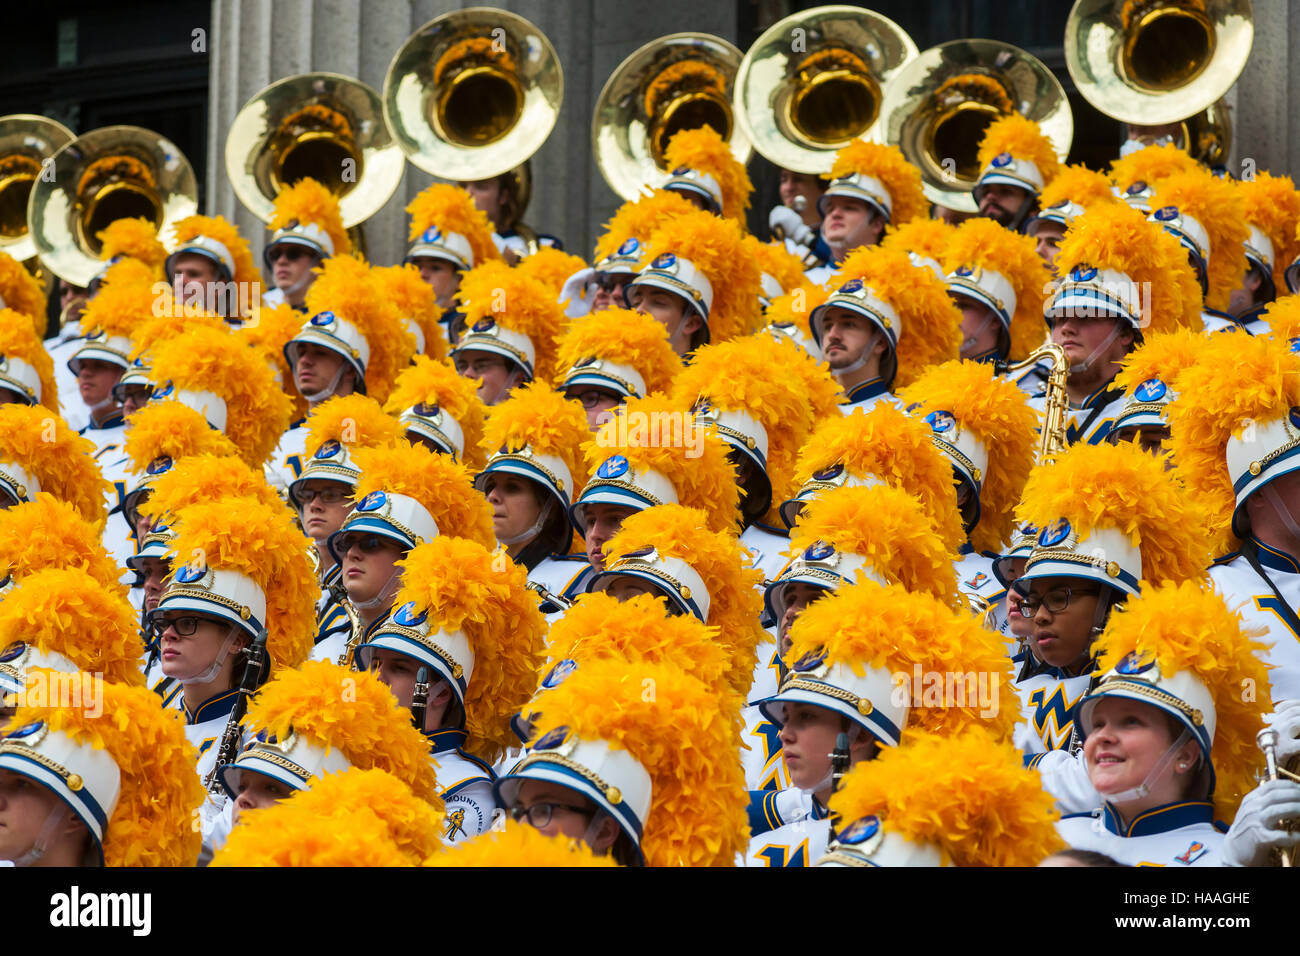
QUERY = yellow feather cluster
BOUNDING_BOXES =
[0,310,57,410]
[395,535,547,764]
[122,402,241,476]
[553,307,681,398]
[1113,329,1206,443]
[169,214,260,290]
[942,219,1053,361]
[371,263,447,363]
[745,236,806,297]
[827,141,927,225]
[405,184,501,269]
[829,725,1064,866]
[1166,331,1300,556]
[0,404,108,523]
[303,393,403,460]
[0,569,143,686]
[1239,172,1300,291]
[268,177,350,257]
[305,254,414,403]
[214,767,442,866]
[481,380,591,497]
[164,496,318,670]
[0,251,47,336]
[1262,293,1300,340]
[1015,440,1212,584]
[764,281,829,341]
[78,269,163,342]
[456,260,565,382]
[603,504,764,699]
[593,190,698,263]
[583,394,740,533]
[0,493,122,595]
[880,217,958,262]
[528,658,748,867]
[543,591,734,702]
[351,443,495,548]
[977,114,1061,188]
[787,578,1021,740]
[900,360,1039,553]
[758,329,842,425]
[664,125,753,222]
[11,677,204,866]
[148,324,292,468]
[673,334,829,522]
[425,822,619,867]
[1107,142,1200,195]
[516,245,589,298]
[1094,581,1271,823]
[790,484,960,606]
[1152,169,1249,311]
[793,401,966,551]
[96,217,167,275]
[641,208,763,345]
[139,454,284,527]
[128,307,230,362]
[243,660,441,803]
[383,355,487,470]
[1038,163,1119,211]
[239,300,309,421]
[836,245,963,387]
[1055,201,1202,335]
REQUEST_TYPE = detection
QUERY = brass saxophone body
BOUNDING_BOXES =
[996,342,1070,463]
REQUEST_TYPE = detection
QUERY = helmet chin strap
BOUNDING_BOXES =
[351,562,402,612]
[496,496,556,548]
[830,329,881,378]
[11,802,76,867]
[1067,322,1124,373]
[485,366,526,406]
[279,264,317,298]
[581,809,615,855]
[1261,484,1300,541]
[301,363,349,406]
[176,622,245,685]
[961,311,1000,356]
[1101,727,1195,805]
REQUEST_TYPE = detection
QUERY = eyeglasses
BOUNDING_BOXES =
[148,615,204,639]
[567,388,617,410]
[508,802,592,828]
[1017,586,1100,616]
[111,383,153,404]
[296,486,350,505]
[593,273,630,294]
[269,246,309,263]
[341,533,392,555]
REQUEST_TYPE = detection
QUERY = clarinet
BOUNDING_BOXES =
[830,732,851,791]
[411,666,430,731]
[203,626,269,794]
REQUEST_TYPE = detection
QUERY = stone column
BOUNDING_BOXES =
[1225,0,1292,179]
[208,0,738,267]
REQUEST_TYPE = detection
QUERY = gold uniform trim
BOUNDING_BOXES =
[779,675,874,716]
[160,585,254,621]
[1098,677,1204,727]
[516,749,623,805]
[372,623,465,681]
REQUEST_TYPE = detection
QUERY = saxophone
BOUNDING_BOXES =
[333,578,364,669]
[995,342,1070,463]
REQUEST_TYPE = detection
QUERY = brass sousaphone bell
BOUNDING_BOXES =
[594,33,750,201]
[383,7,563,188]
[0,114,74,266]
[226,72,404,228]
[27,125,198,288]
[735,5,917,175]
[1064,0,1252,144]
[876,40,1073,213]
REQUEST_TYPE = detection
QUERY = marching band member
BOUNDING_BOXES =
[517,246,593,318]
[750,576,1018,866]
[461,163,563,260]
[768,166,827,262]
[971,114,1060,233]
[1108,328,1203,455]
[371,263,448,362]
[356,533,546,843]
[0,677,205,866]
[900,359,1039,624]
[762,282,827,364]
[1023,164,1118,273]
[238,300,310,425]
[553,308,682,430]
[746,236,808,313]
[0,310,57,412]
[1234,172,1300,328]
[1043,200,1201,447]
[426,820,617,867]
[0,494,128,611]
[261,177,348,311]
[1107,140,1201,213]
[267,254,412,492]
[662,126,752,223]
[1056,581,1269,867]
[474,381,593,612]
[1168,330,1300,702]
[808,245,962,414]
[571,394,741,572]
[405,183,502,315]
[586,190,697,314]
[1222,700,1300,866]
[383,354,486,469]
[449,260,564,405]
[164,214,260,324]
[0,403,108,523]
[819,726,1063,867]
[499,657,749,866]
[626,208,762,357]
[0,251,69,421]
[1012,441,1212,757]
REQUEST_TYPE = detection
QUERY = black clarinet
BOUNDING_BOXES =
[411,666,430,731]
[204,627,269,793]
[830,732,851,791]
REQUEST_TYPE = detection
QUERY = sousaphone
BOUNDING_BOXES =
[0,115,74,266]
[226,72,404,227]
[876,40,1073,213]
[27,125,198,288]
[735,5,917,175]
[594,33,749,201]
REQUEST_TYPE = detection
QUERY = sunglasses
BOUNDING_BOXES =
[341,533,393,555]
[269,246,309,263]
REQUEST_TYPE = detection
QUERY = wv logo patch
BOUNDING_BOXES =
[1174,841,1207,865]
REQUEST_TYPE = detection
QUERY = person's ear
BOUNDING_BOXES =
[1246,270,1263,294]
[849,732,878,765]
[591,813,620,852]
[429,680,453,707]
[872,336,889,358]
[1173,739,1201,775]
[684,313,703,336]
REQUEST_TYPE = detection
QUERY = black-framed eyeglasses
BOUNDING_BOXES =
[508,802,592,828]
[296,486,350,505]
[341,533,392,555]
[1018,586,1101,616]
[148,615,204,639]
[567,388,617,410]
